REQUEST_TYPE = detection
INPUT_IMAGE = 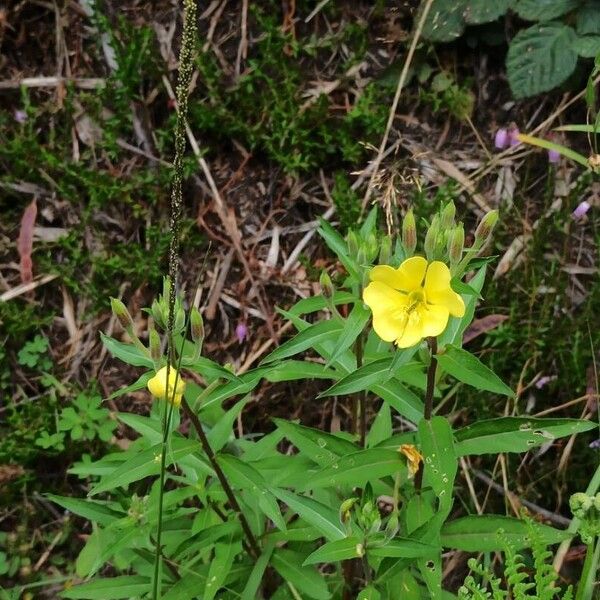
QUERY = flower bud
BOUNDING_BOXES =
[366,233,378,262]
[150,299,165,330]
[149,327,161,362]
[448,224,464,265]
[356,246,367,267]
[346,230,359,258]
[424,214,440,260]
[110,297,133,330]
[494,128,508,150]
[441,201,456,230]
[319,270,334,298]
[339,497,358,524]
[378,235,392,265]
[147,366,185,407]
[401,209,417,255]
[589,153,600,173]
[474,210,499,244]
[384,512,400,540]
[570,492,592,518]
[190,306,204,343]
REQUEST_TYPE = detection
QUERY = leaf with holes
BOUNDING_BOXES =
[507,23,578,99]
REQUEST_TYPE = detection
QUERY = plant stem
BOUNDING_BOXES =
[355,331,367,447]
[576,538,600,600]
[415,337,438,491]
[180,397,261,559]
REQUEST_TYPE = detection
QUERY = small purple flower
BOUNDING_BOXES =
[535,375,556,389]
[572,200,591,220]
[508,126,521,146]
[235,322,248,344]
[589,439,600,449]
[548,149,560,164]
[14,110,27,124]
[494,128,509,149]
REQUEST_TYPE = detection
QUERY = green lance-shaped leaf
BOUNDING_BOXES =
[46,494,123,527]
[303,537,364,565]
[419,416,457,521]
[273,489,346,541]
[288,291,357,317]
[441,515,571,552]
[326,301,371,367]
[61,576,151,599]
[436,345,514,397]
[506,22,578,99]
[262,319,344,364]
[272,548,332,600]
[107,371,152,399]
[100,333,153,368]
[317,218,360,281]
[455,416,595,455]
[368,538,437,559]
[264,360,340,383]
[203,536,241,600]
[301,448,405,490]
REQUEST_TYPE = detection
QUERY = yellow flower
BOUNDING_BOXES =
[399,444,423,478]
[363,256,465,348]
[147,366,186,407]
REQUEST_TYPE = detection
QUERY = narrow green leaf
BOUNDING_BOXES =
[61,576,150,599]
[204,536,241,600]
[186,356,242,382]
[100,333,153,367]
[318,218,359,280]
[207,397,249,452]
[436,345,514,397]
[357,585,382,600]
[89,438,202,496]
[201,367,269,411]
[273,489,345,541]
[368,538,437,559]
[303,537,363,565]
[327,302,370,366]
[455,417,595,455]
[262,320,343,364]
[303,448,404,490]
[272,548,332,600]
[265,360,339,383]
[441,516,570,551]
[288,291,356,317]
[46,495,123,527]
[366,402,392,448]
[107,371,152,399]
[241,541,275,600]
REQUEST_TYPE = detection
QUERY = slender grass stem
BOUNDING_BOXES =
[180,397,261,558]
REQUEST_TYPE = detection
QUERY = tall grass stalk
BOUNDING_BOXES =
[152,1,197,598]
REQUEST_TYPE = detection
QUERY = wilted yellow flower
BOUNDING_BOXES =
[147,366,186,407]
[399,444,423,478]
[363,256,465,348]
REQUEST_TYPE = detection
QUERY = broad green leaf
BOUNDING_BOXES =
[464,0,509,23]
[262,320,343,364]
[265,360,339,383]
[61,576,149,599]
[441,515,570,551]
[217,455,286,530]
[273,489,345,541]
[303,448,404,490]
[107,371,152,399]
[368,538,437,559]
[318,218,359,281]
[418,554,443,600]
[512,0,579,21]
[573,35,600,57]
[274,419,358,465]
[421,0,467,42]
[89,438,202,496]
[455,417,595,455]
[506,23,578,99]
[272,548,331,600]
[100,333,153,367]
[419,416,457,519]
[577,0,600,35]
[327,302,370,366]
[46,495,123,527]
[436,345,514,397]
[303,537,364,565]
[288,291,356,317]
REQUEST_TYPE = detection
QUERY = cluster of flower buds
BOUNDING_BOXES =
[150,277,186,335]
[570,492,600,544]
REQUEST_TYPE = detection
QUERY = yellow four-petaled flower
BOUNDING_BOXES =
[147,366,186,407]
[363,256,465,348]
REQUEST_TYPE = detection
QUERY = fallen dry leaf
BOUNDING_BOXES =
[17,198,37,284]
[463,314,508,344]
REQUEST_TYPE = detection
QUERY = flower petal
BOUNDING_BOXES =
[396,256,428,291]
[418,303,450,337]
[395,313,423,348]
[363,281,409,342]
[370,265,405,289]
[427,288,465,317]
[424,261,465,317]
